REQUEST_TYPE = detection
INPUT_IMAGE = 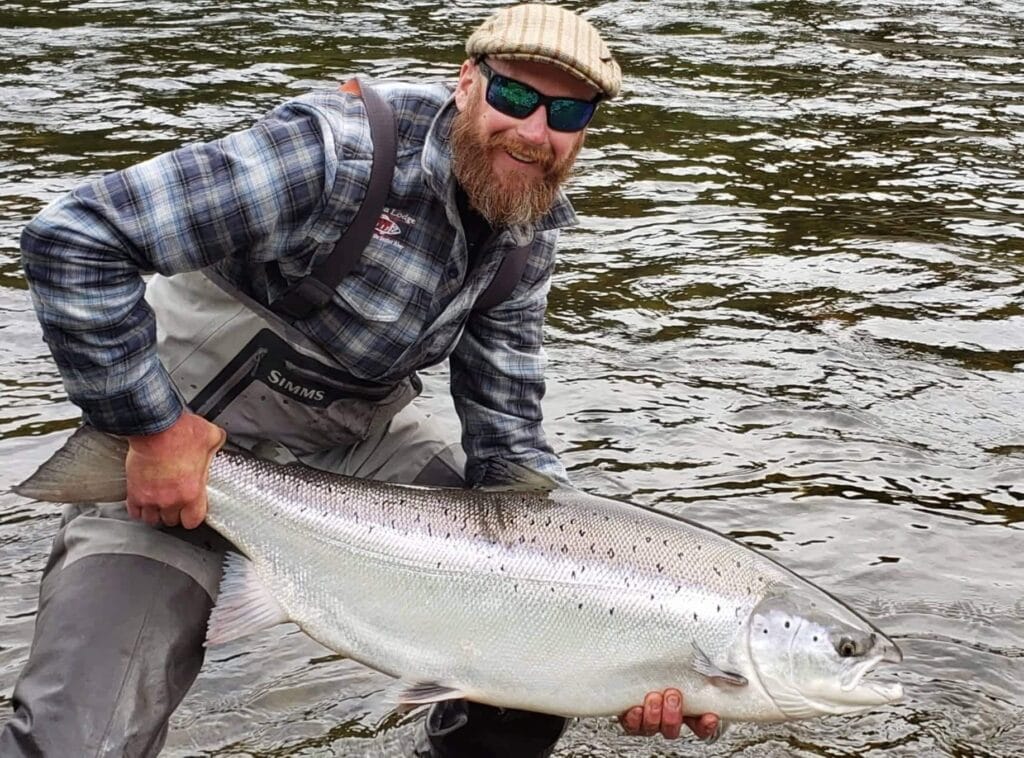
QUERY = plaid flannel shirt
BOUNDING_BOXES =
[20,80,578,484]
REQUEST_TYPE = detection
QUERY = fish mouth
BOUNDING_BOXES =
[839,639,904,704]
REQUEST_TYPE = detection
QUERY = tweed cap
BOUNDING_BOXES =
[466,4,622,99]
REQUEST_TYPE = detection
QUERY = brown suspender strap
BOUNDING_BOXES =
[270,77,397,320]
[473,244,531,311]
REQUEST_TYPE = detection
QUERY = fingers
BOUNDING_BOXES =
[640,691,663,736]
[684,712,721,741]
[619,689,714,742]
[618,706,643,735]
[660,689,683,740]
[179,498,208,530]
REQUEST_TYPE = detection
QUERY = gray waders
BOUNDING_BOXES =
[2,84,567,758]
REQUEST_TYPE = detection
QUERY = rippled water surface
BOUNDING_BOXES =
[1,1,1022,756]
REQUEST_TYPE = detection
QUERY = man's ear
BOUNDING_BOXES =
[454,59,477,112]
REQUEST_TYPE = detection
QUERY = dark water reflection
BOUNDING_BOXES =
[1,1,1022,756]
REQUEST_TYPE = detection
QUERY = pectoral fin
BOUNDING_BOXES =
[395,681,467,707]
[205,552,290,646]
[693,644,748,687]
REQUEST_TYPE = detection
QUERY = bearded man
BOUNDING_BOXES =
[3,4,718,756]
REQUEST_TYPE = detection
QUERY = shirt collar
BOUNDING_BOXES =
[421,91,580,243]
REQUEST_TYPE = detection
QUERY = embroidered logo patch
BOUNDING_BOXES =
[373,208,416,241]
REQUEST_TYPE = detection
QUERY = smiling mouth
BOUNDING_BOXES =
[505,149,538,165]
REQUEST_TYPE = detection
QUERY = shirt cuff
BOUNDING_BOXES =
[77,360,184,437]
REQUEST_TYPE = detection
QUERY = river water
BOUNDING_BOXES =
[0,1,1021,756]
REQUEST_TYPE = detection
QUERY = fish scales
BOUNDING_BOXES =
[206,451,794,717]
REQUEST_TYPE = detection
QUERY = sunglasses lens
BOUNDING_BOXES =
[480,63,598,132]
[489,76,540,119]
[548,98,596,131]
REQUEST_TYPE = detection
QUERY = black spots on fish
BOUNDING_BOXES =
[696,545,702,552]
[560,544,568,554]
[518,535,526,544]
[762,628,769,635]
[414,514,421,523]
[649,593,655,601]
[717,605,721,613]
[443,507,450,517]
[544,517,552,527]
[784,621,790,629]
[427,525,432,537]
[590,543,596,554]
[571,570,577,580]
[609,608,615,616]
[713,567,721,577]
[529,518,536,526]
[656,563,664,573]
[436,561,442,569]
[514,583,519,593]
[607,548,615,559]
[663,539,669,547]
[445,532,451,540]
[736,560,742,569]
[675,585,682,594]
[645,536,652,544]
[632,545,637,554]
[577,602,583,610]
[578,529,586,538]
[693,612,698,621]
[558,523,565,533]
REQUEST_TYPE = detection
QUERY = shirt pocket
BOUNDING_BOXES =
[335,262,417,322]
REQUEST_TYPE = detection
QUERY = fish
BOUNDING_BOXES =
[14,425,903,729]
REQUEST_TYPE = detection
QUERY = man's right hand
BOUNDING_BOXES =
[125,412,226,529]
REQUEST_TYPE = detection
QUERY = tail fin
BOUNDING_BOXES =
[13,426,129,504]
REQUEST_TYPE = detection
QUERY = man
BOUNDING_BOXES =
[3,4,718,756]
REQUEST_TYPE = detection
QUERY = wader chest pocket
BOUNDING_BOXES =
[187,328,417,455]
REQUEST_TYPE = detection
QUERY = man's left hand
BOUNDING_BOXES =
[619,688,719,740]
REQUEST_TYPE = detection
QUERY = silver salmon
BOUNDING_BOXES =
[15,426,902,726]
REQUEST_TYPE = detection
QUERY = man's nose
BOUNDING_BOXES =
[515,106,549,145]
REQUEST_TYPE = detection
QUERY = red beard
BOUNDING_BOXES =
[451,90,583,227]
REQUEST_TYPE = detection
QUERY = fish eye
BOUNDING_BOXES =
[832,631,875,658]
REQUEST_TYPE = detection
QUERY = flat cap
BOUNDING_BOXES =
[466,3,622,99]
